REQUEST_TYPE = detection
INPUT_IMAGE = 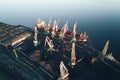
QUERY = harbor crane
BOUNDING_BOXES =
[36,18,46,28]
[44,17,52,34]
[33,26,38,46]
[59,21,69,40]
[58,61,69,80]
[102,40,109,56]
[97,41,120,72]
[55,19,60,32]
[70,22,77,67]
[51,20,57,38]
[71,42,76,68]
[44,36,55,53]
[48,17,52,27]
[70,22,77,43]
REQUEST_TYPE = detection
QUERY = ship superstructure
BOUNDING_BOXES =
[0,23,32,47]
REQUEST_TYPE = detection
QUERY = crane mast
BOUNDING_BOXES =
[73,23,76,37]
[102,40,109,56]
[70,22,77,43]
[51,20,57,37]
[70,22,77,67]
[71,42,76,67]
[48,17,52,27]
[55,19,60,32]
[33,26,38,46]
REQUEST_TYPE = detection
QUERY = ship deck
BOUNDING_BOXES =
[17,27,120,80]
[0,22,32,46]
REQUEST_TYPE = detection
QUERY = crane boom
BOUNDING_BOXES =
[59,21,68,39]
[44,36,55,53]
[48,17,52,26]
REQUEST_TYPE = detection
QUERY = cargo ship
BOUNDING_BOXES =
[0,18,120,80]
